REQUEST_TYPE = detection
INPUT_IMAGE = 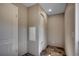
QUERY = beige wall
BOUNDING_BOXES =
[65,4,75,56]
[48,14,64,48]
[14,4,28,56]
[28,5,39,55]
[28,4,40,27]
[28,4,47,55]
[28,4,40,55]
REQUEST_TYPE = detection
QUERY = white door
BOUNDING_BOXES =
[0,4,18,56]
[39,12,47,55]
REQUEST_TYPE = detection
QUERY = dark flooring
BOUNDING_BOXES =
[23,45,66,56]
[40,45,66,56]
[23,53,34,56]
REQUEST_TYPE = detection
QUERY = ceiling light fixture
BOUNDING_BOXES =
[48,9,52,12]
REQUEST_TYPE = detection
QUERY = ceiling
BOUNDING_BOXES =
[23,3,66,16]
[23,3,36,7]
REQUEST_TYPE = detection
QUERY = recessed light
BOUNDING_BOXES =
[48,9,52,12]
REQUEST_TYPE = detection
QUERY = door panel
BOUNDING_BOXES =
[39,12,47,55]
[0,4,18,56]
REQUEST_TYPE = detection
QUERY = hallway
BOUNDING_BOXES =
[0,3,75,56]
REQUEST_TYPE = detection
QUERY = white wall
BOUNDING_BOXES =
[48,14,64,48]
[65,4,75,56]
[14,4,28,56]
[75,3,79,56]
[0,4,18,56]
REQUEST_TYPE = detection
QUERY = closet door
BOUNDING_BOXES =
[39,12,47,55]
[65,4,75,56]
[0,4,18,56]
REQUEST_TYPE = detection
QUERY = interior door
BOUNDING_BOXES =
[0,4,18,56]
[39,12,47,55]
